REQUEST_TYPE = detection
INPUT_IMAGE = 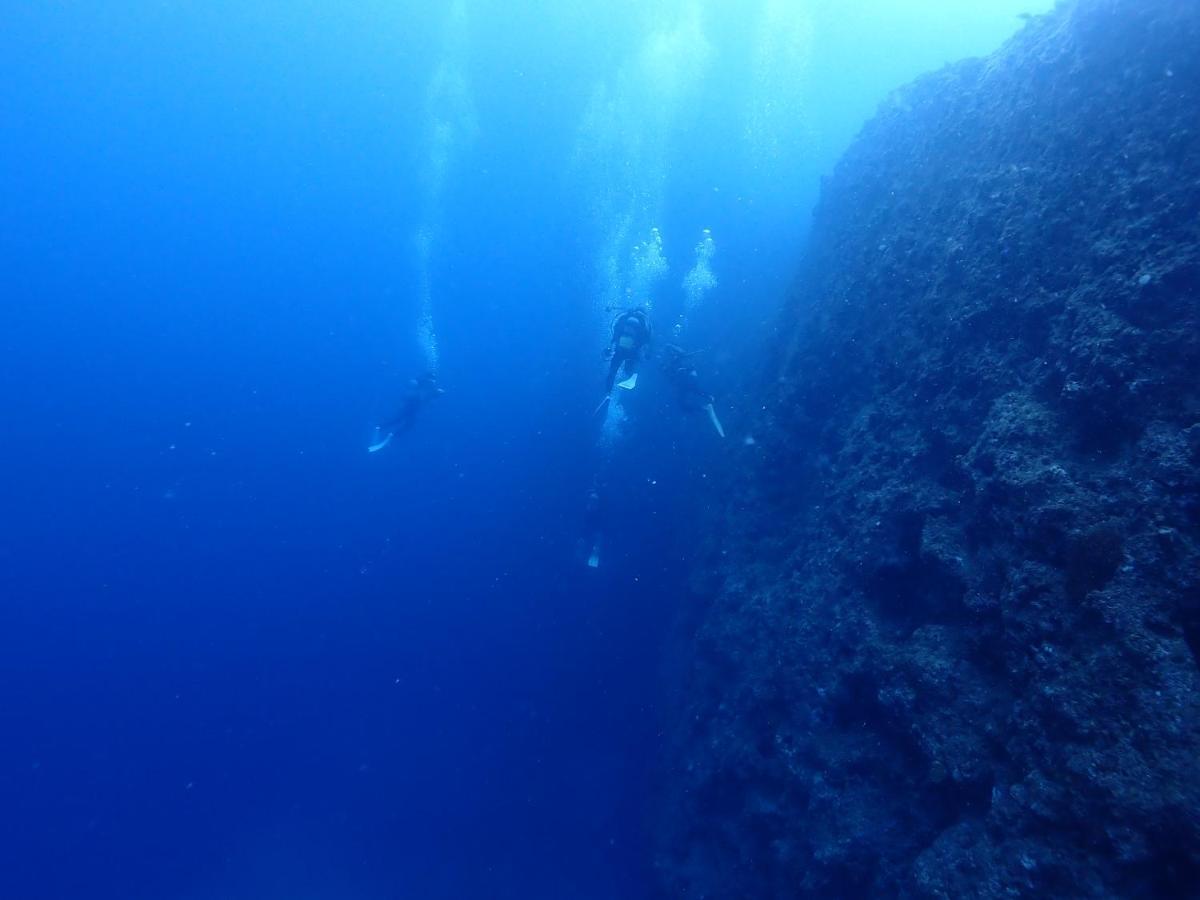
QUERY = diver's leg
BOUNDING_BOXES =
[605,354,622,393]
[616,354,639,390]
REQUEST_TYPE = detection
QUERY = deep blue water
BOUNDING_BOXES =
[1,3,1049,897]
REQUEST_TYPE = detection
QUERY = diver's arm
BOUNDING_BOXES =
[602,328,618,358]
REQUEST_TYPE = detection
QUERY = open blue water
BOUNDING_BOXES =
[1,3,1050,897]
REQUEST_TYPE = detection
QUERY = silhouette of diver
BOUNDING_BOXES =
[603,307,653,394]
[368,374,444,452]
[581,478,605,568]
[661,344,725,437]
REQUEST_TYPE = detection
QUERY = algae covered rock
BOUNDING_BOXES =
[656,0,1200,896]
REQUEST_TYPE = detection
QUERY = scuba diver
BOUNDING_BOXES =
[367,373,444,452]
[661,344,725,438]
[580,478,606,569]
[597,306,653,414]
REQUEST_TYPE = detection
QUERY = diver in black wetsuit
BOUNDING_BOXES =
[384,374,444,433]
[369,374,444,451]
[581,479,605,568]
[603,307,653,396]
[661,344,725,437]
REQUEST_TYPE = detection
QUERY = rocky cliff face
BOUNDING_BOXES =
[657,1,1199,896]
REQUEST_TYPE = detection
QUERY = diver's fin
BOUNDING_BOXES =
[593,394,612,417]
[617,372,638,391]
[367,428,394,453]
[587,544,601,568]
[704,403,726,438]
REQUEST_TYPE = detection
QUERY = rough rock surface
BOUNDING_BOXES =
[656,1,1199,897]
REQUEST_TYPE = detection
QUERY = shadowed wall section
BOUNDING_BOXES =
[657,1,1200,896]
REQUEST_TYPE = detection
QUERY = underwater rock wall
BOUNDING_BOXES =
[657,1,1199,896]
